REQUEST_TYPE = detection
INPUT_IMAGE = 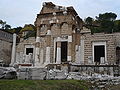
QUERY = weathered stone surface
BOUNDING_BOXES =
[15,2,120,68]
[0,30,13,65]
[0,67,17,79]
[34,2,83,66]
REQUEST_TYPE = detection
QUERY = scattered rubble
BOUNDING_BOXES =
[0,66,120,89]
[0,67,17,79]
[67,72,120,89]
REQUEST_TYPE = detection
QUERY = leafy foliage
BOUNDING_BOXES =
[84,12,120,34]
[20,24,36,32]
[0,20,36,39]
[0,19,11,30]
[21,24,36,39]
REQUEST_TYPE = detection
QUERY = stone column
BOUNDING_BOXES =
[56,37,61,64]
[40,48,44,64]
[10,33,17,66]
[75,45,81,64]
[36,26,40,37]
[45,30,51,64]
[45,47,51,64]
[67,36,72,62]
[80,35,84,64]
[35,37,40,67]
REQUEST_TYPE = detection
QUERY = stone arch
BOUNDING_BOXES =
[50,23,57,27]
[39,24,47,35]
[61,22,69,35]
[51,23,60,36]
[60,22,69,28]
[40,24,47,31]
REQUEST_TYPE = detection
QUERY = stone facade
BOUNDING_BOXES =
[34,2,83,67]
[14,2,120,68]
[82,32,116,64]
[15,37,36,66]
[0,30,13,65]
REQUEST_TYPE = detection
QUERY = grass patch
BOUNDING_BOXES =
[0,80,90,90]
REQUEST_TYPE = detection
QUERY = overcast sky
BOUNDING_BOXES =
[0,0,120,28]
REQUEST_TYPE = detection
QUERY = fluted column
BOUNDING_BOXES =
[56,37,61,64]
[35,37,40,67]
[80,35,84,64]
[67,36,72,61]
[45,30,51,64]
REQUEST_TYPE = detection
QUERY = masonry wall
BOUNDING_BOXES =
[35,2,83,66]
[114,33,120,47]
[16,37,36,64]
[0,40,12,65]
[83,33,116,64]
[0,30,13,65]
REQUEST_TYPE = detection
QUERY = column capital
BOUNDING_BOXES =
[68,36,72,42]
[46,30,51,35]
[36,37,40,42]
[57,37,61,42]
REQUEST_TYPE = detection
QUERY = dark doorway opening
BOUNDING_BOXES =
[61,42,68,62]
[116,47,120,64]
[55,42,57,63]
[26,48,33,55]
[94,45,105,63]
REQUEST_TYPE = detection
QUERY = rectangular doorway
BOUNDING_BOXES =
[61,42,68,62]
[55,42,57,63]
[94,45,105,63]
[26,48,33,55]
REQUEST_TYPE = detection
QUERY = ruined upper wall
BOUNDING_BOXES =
[35,2,83,26]
[40,2,77,15]
[35,2,83,37]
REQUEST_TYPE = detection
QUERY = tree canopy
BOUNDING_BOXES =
[84,12,120,34]
[20,24,36,39]
[96,12,117,21]
[0,20,11,30]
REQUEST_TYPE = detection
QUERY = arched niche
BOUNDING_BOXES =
[51,23,60,36]
[40,24,47,32]
[61,22,69,35]
[39,24,47,35]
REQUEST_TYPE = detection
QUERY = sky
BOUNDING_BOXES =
[0,0,120,28]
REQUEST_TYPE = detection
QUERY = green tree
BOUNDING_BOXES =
[85,17,94,25]
[5,24,11,30]
[13,27,22,34]
[20,24,36,39]
[96,12,117,21]
[0,20,6,29]
[114,20,120,32]
[95,12,117,33]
